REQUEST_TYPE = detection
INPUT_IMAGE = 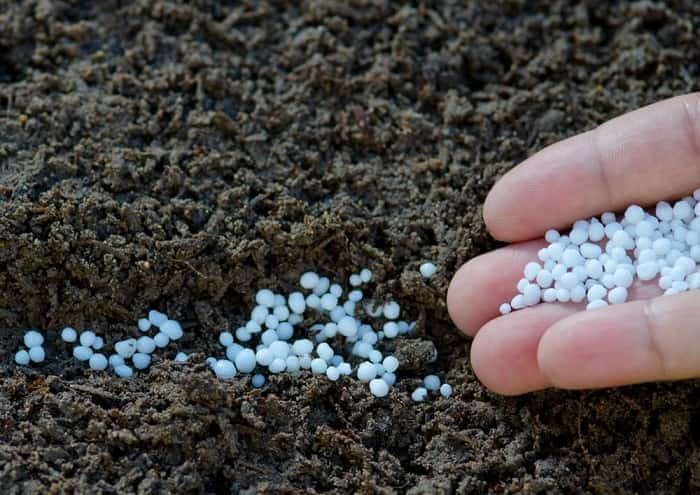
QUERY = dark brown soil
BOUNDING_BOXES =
[1,1,699,493]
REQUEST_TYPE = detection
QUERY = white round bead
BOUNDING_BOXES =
[73,346,93,361]
[148,310,168,327]
[160,320,183,340]
[424,375,441,391]
[383,302,400,320]
[132,353,151,370]
[15,349,30,366]
[411,387,428,402]
[114,365,133,378]
[138,318,151,332]
[28,346,45,363]
[369,378,390,397]
[586,300,609,311]
[61,327,77,343]
[89,353,108,370]
[213,360,236,380]
[326,366,340,381]
[310,358,327,374]
[357,362,377,382]
[608,286,628,304]
[24,330,44,348]
[419,262,437,278]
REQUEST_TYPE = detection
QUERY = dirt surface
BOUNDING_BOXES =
[0,1,699,493]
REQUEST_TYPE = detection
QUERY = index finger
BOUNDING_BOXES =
[484,93,700,242]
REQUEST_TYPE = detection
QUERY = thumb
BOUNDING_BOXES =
[537,291,700,389]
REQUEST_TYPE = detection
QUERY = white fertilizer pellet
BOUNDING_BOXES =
[174,352,188,363]
[213,360,236,380]
[424,374,441,391]
[439,383,453,398]
[24,330,44,348]
[251,374,265,388]
[15,350,30,366]
[89,353,108,370]
[419,262,437,279]
[369,378,389,397]
[411,387,428,402]
[29,346,45,363]
[73,346,93,361]
[61,327,77,343]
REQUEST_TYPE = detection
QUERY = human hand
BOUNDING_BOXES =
[447,93,700,395]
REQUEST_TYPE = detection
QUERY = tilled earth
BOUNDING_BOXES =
[1,1,699,493]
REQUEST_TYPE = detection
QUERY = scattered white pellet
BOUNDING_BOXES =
[28,346,45,363]
[114,365,134,378]
[357,362,376,382]
[132,353,151,370]
[89,353,108,370]
[115,339,136,358]
[411,387,428,402]
[424,374,441,391]
[148,310,168,327]
[92,336,104,350]
[213,360,236,380]
[153,333,170,348]
[382,372,396,386]
[439,383,453,398]
[419,262,437,279]
[269,358,286,373]
[174,352,188,363]
[310,358,327,374]
[251,374,265,388]
[160,320,183,340]
[219,332,234,347]
[15,350,30,366]
[316,343,334,362]
[73,346,93,361]
[369,378,390,397]
[288,292,306,314]
[136,336,156,354]
[382,356,399,373]
[256,289,276,308]
[299,272,320,290]
[24,330,44,348]
[109,354,125,368]
[138,318,151,332]
[326,366,340,381]
[79,331,96,348]
[360,269,372,283]
[61,327,77,343]
[383,302,400,320]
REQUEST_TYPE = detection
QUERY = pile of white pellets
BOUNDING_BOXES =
[13,262,452,401]
[500,191,700,313]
